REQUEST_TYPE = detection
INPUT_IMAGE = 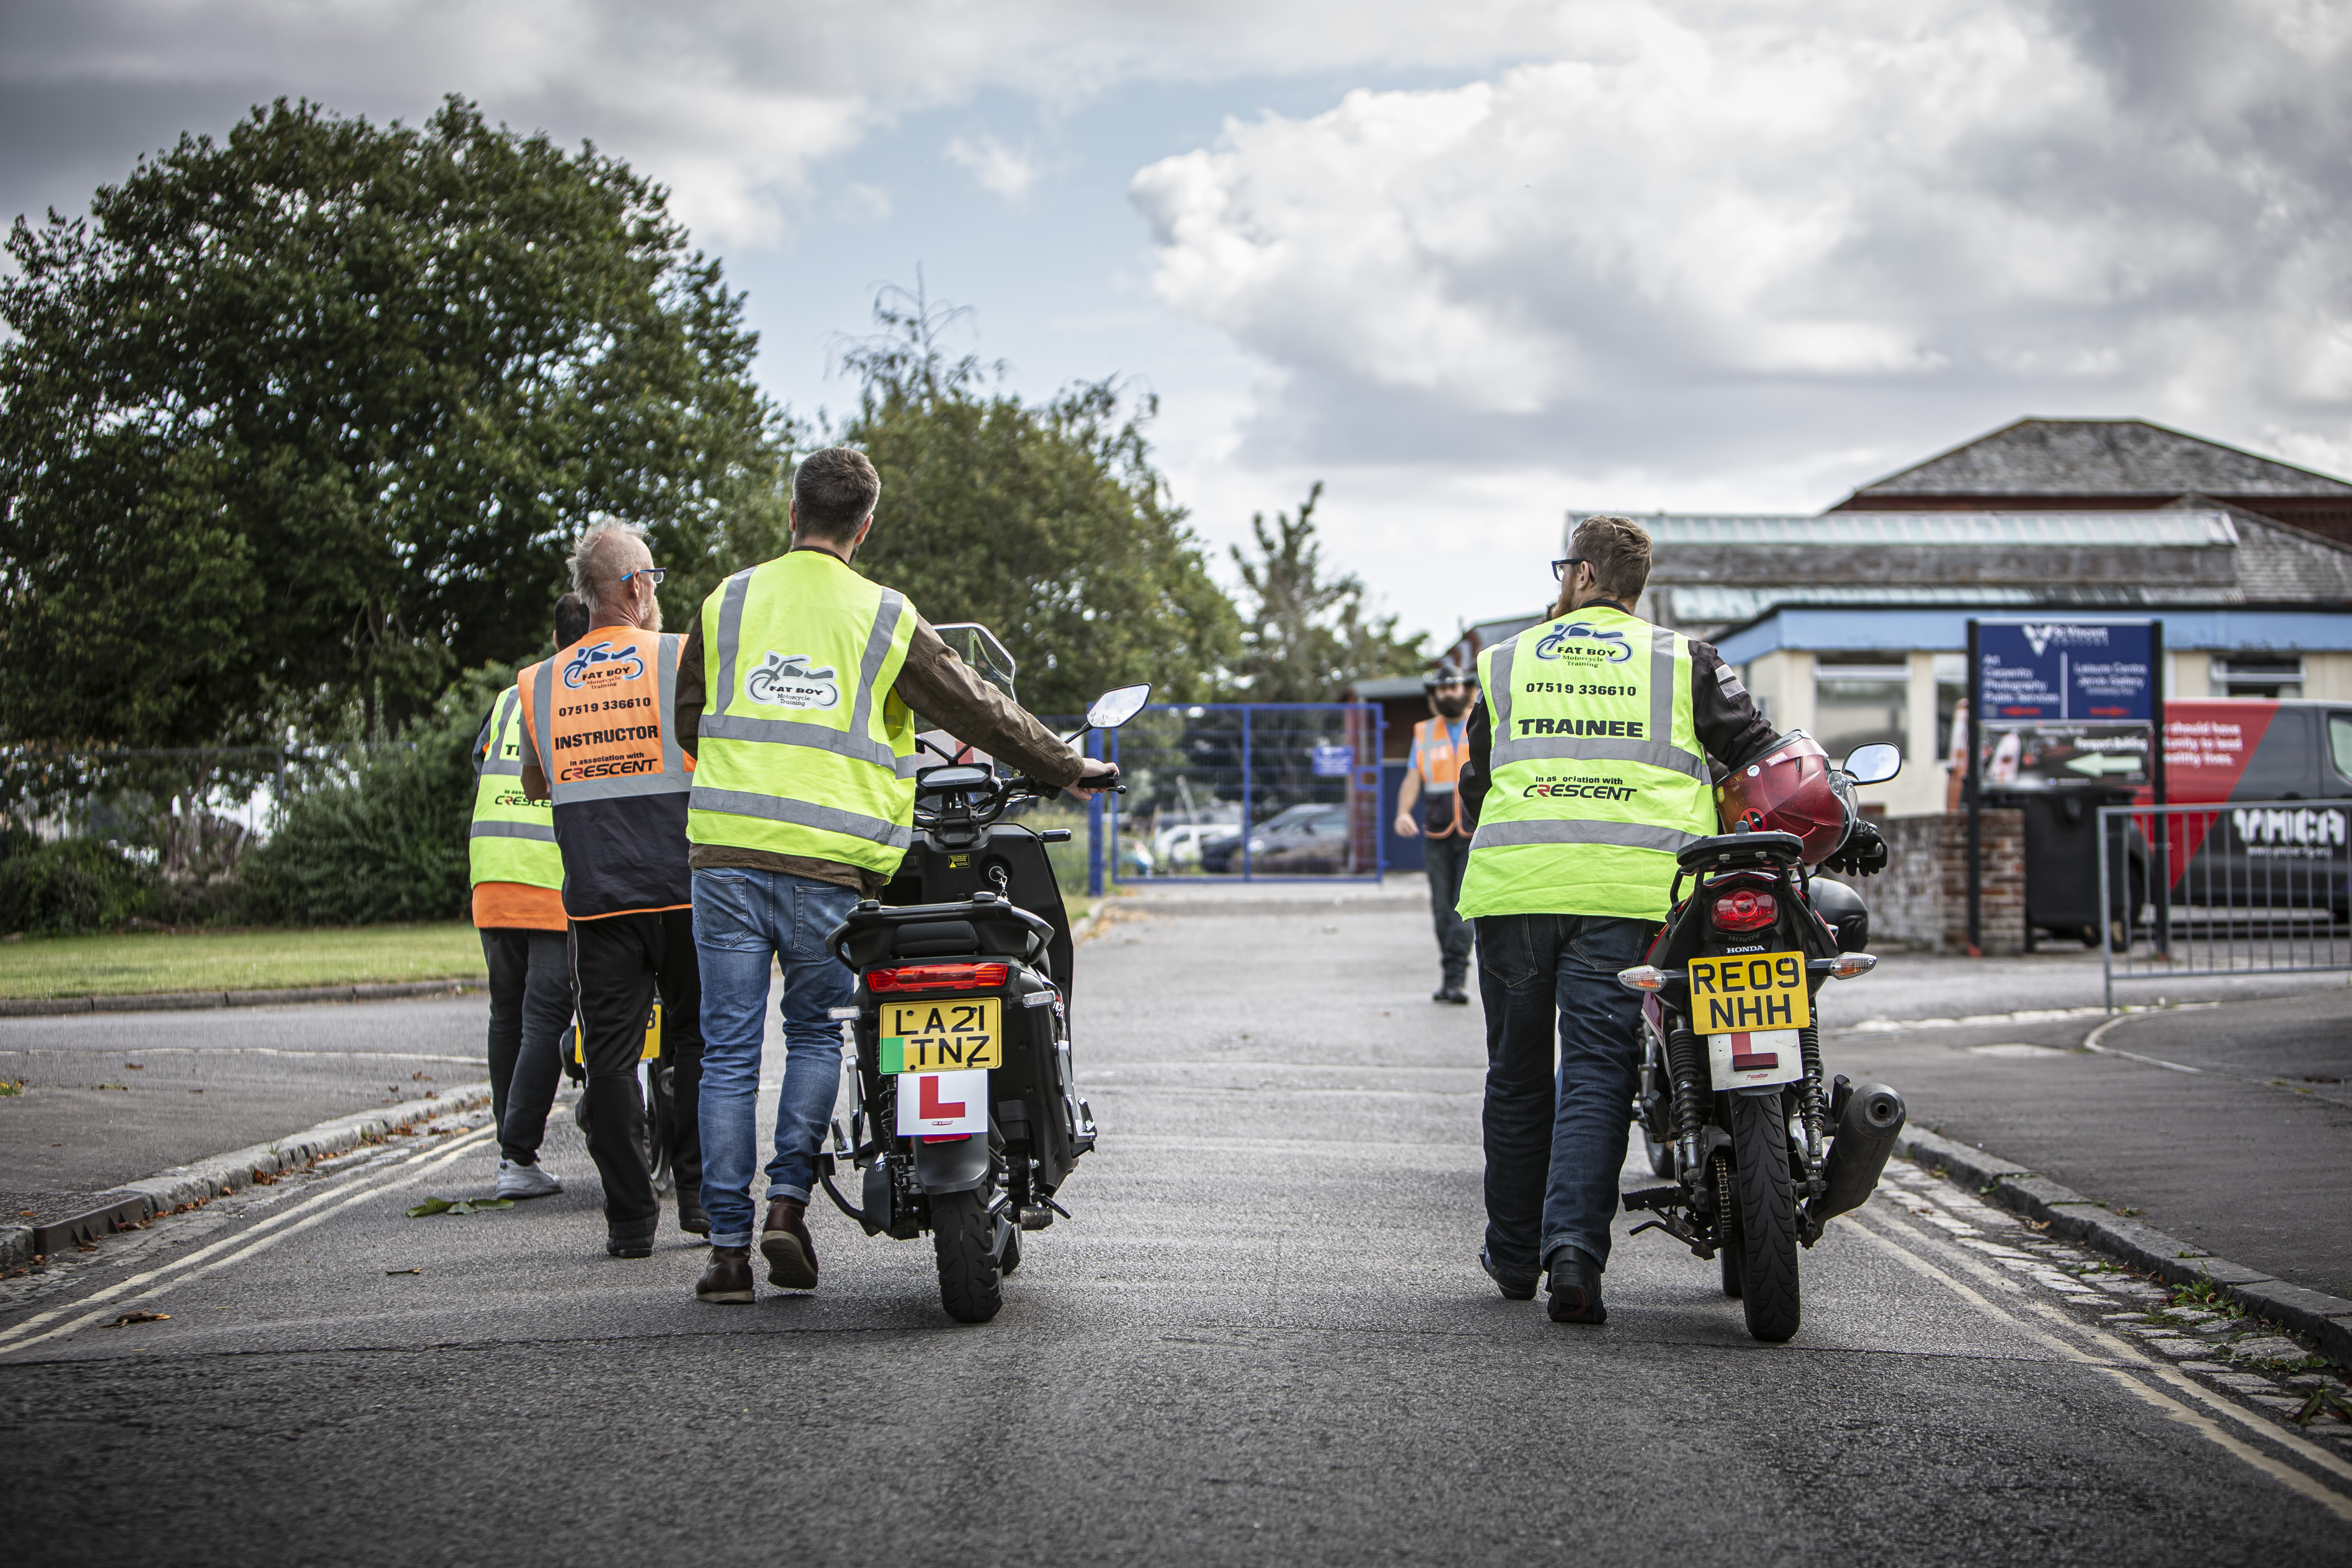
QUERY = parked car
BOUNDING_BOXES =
[1151,821,1228,871]
[1199,803,1353,874]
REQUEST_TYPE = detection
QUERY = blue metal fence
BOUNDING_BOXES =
[1091,702,1384,890]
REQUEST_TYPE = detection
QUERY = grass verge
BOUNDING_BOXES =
[0,922,488,999]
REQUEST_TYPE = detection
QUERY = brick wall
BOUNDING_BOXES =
[1855,809,2025,955]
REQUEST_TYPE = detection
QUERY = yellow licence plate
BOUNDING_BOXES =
[1686,952,1812,1034]
[566,1002,662,1068]
[880,997,1001,1074]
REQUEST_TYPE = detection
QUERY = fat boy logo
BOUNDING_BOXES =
[562,641,644,688]
[1534,622,1634,663]
[744,651,841,710]
[2020,623,2110,657]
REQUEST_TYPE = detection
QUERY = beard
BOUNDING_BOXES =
[1433,692,1472,718]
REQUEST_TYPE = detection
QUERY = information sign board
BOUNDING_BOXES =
[1976,619,2156,723]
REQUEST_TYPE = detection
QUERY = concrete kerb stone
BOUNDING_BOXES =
[1897,1125,2352,1370]
[0,978,481,1018]
[0,1080,493,1270]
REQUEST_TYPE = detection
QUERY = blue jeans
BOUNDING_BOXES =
[1475,913,1659,1281]
[693,868,860,1250]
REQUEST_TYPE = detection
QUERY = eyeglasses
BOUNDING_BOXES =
[620,567,667,587]
[1551,557,1588,583]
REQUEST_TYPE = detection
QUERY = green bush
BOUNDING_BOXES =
[240,664,516,926]
[0,827,159,935]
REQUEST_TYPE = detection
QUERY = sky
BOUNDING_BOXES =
[5,0,2350,646]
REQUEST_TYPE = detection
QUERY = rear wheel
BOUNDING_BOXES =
[931,1190,1004,1323]
[1643,1125,1676,1181]
[1729,1094,1801,1342]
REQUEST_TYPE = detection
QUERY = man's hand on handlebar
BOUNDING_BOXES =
[1064,757,1121,802]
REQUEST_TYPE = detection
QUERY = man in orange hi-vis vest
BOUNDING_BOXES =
[1393,663,1478,1004]
[519,521,704,1262]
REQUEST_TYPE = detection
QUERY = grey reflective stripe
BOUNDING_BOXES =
[480,689,523,776]
[556,769,692,803]
[712,570,753,716]
[1649,626,1676,748]
[847,590,907,747]
[1469,818,1700,854]
[1489,734,1710,782]
[694,712,921,775]
[1487,637,1518,735]
[530,660,556,779]
[469,819,556,841]
[689,786,914,851]
[657,634,686,779]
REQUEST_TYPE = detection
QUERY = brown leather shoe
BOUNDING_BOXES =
[760,1196,819,1289]
[696,1245,754,1303]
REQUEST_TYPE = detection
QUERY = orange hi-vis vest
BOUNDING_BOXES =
[516,626,694,921]
[1413,716,1467,838]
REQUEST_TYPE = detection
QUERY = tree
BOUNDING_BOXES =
[835,286,1238,718]
[1229,482,1426,702]
[0,96,794,752]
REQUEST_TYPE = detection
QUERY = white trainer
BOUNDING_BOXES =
[495,1159,563,1199]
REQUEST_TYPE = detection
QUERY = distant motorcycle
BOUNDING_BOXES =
[1615,733,1910,1343]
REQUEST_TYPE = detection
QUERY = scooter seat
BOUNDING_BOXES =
[890,920,981,958]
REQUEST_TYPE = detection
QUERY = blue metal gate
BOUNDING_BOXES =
[1091,703,1384,888]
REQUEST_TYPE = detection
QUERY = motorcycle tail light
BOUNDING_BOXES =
[1710,888,1778,932]
[867,962,1010,994]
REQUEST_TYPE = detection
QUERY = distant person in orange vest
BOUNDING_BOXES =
[1394,664,1478,1004]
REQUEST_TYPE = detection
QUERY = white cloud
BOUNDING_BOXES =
[1131,0,2352,504]
[944,135,1038,203]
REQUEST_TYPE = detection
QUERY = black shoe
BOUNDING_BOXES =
[677,1187,710,1238]
[1545,1248,1606,1324]
[605,1221,657,1259]
[1439,985,1471,1005]
[1479,1248,1537,1301]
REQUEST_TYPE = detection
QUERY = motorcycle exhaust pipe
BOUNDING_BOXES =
[1806,1080,1907,1227]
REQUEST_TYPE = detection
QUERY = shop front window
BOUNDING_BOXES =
[1813,655,1909,766]
[1933,653,1966,764]
[2211,654,2303,699]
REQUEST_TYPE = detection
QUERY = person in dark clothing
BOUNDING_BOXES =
[1394,664,1479,1002]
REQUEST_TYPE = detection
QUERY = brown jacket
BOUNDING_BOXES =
[675,605,1085,894]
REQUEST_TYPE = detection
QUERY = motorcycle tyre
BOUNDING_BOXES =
[1642,1125,1676,1181]
[643,1066,674,1199]
[1729,1094,1801,1342]
[931,1189,1004,1323]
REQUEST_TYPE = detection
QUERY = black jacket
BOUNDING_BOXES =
[1458,603,1777,827]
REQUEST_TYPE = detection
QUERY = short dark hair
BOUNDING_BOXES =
[1569,514,1652,604]
[554,591,591,648]
[794,447,881,539]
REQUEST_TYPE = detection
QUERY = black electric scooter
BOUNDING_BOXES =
[816,644,1148,1322]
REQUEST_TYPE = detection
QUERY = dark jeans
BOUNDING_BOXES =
[479,927,573,1166]
[569,909,704,1234]
[1476,912,1658,1280]
[1422,831,1474,985]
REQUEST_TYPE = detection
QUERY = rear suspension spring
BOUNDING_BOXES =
[1798,1022,1828,1182]
[1666,1021,1710,1182]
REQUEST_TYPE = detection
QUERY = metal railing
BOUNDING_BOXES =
[2098,799,2351,1010]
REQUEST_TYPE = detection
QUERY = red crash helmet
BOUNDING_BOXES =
[1715,731,1853,864]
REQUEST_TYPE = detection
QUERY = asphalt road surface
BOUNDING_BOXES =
[3,907,2349,1564]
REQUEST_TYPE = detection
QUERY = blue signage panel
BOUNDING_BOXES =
[1311,744,1355,777]
[1976,619,2156,723]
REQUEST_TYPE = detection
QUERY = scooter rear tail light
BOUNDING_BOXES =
[1710,888,1778,932]
[867,962,1010,994]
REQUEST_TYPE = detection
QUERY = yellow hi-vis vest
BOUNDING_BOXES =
[687,550,921,875]
[1454,604,1717,922]
[468,686,563,889]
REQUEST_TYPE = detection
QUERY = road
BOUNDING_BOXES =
[3,905,2348,1564]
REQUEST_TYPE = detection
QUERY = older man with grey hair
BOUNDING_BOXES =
[517,520,705,1259]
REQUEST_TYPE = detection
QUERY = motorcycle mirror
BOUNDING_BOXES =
[1085,684,1151,731]
[1840,743,1902,785]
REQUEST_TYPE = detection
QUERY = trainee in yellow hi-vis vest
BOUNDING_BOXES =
[1454,604,1717,922]
[686,550,921,877]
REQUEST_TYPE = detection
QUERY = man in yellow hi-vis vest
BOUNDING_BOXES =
[470,591,590,1201]
[1455,516,1778,1326]
[672,447,1118,1305]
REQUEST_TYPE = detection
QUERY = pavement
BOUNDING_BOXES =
[3,902,2350,1562]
